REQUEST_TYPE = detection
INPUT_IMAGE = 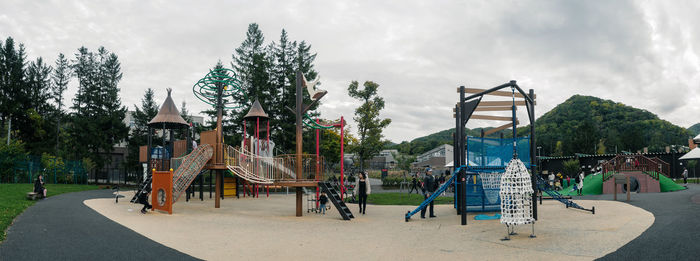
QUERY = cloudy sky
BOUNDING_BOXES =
[1,0,698,142]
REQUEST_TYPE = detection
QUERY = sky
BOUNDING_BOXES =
[1,0,699,143]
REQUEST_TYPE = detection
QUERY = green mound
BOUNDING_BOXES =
[551,174,604,196]
[659,174,686,192]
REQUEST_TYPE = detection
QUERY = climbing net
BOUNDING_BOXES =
[499,158,534,226]
[192,68,247,109]
[479,172,502,204]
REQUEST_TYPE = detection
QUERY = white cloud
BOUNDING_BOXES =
[1,0,698,144]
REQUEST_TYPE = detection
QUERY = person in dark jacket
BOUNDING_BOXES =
[421,168,437,218]
[353,172,371,215]
[408,174,419,194]
[318,192,329,215]
[34,174,47,199]
[138,187,153,214]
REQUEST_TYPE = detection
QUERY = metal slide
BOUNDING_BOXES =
[535,175,594,214]
[405,168,460,221]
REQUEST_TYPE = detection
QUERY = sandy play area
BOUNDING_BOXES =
[86,193,653,261]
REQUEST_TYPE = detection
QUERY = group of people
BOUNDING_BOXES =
[547,171,585,195]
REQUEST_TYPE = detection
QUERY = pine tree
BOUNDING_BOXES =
[0,37,29,140]
[24,57,54,153]
[126,88,159,170]
[347,80,392,170]
[52,53,70,155]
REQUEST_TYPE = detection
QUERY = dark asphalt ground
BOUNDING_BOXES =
[0,189,199,261]
[582,184,700,261]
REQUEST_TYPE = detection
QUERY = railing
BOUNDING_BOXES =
[601,154,669,181]
[225,145,324,184]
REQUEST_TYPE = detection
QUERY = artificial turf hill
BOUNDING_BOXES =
[389,95,693,157]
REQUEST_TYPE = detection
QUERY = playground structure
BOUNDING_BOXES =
[600,154,670,194]
[133,69,350,217]
[406,82,593,228]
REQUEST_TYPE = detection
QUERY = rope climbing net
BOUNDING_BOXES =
[499,158,534,226]
[479,172,503,204]
[192,68,247,109]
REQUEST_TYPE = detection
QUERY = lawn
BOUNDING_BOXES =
[0,183,100,242]
[353,192,453,205]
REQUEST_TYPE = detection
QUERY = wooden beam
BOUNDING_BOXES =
[478,100,536,106]
[484,121,519,136]
[474,106,514,112]
[465,88,536,99]
[471,115,514,121]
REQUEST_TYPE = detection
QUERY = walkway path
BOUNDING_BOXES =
[581,184,700,261]
[0,189,198,260]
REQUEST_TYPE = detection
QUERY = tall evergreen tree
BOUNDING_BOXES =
[52,53,70,155]
[0,37,29,139]
[126,88,159,170]
[347,80,391,170]
[68,46,128,170]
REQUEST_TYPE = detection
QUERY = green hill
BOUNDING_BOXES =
[391,95,691,156]
[688,123,700,136]
[534,95,690,156]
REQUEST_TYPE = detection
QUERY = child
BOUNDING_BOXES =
[319,192,329,215]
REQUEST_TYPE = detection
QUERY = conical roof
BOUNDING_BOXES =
[243,99,268,119]
[148,88,189,129]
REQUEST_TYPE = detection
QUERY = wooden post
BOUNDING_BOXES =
[626,176,630,202]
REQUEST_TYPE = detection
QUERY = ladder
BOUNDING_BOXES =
[318,181,354,220]
[130,175,152,203]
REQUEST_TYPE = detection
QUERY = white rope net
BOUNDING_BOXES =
[479,172,502,204]
[499,158,534,226]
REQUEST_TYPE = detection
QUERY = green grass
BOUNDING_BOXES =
[659,175,686,192]
[0,183,100,242]
[555,173,604,196]
[349,192,453,205]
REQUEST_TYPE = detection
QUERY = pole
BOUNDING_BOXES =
[459,85,467,226]
[340,116,345,200]
[215,76,224,209]
[454,106,461,215]
[529,88,538,220]
[295,71,303,217]
[7,117,10,145]
[316,118,320,209]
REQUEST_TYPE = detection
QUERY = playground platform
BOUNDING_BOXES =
[85,191,653,260]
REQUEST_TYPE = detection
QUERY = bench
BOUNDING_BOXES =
[26,192,40,200]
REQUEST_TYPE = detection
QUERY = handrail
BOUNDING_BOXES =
[225,145,324,183]
[601,154,669,180]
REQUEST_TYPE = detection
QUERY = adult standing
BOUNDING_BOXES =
[682,167,689,185]
[577,172,585,196]
[408,173,419,194]
[354,172,371,215]
[421,168,437,218]
[548,172,555,187]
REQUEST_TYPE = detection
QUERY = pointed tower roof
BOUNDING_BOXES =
[148,88,189,129]
[243,99,268,119]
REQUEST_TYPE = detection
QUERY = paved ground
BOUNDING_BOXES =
[575,184,700,261]
[0,190,198,261]
[86,191,651,260]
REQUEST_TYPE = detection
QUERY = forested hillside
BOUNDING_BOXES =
[390,95,692,157]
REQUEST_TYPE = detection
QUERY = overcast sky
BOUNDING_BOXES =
[1,0,698,143]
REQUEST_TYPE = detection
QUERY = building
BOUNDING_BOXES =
[412,144,453,172]
[367,149,398,170]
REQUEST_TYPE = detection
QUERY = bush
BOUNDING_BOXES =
[0,140,26,182]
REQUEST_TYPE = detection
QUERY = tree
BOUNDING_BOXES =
[126,88,159,170]
[596,139,606,155]
[68,46,128,172]
[553,141,564,157]
[52,53,70,155]
[562,159,580,178]
[347,80,391,170]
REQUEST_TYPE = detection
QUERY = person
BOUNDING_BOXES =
[566,175,571,189]
[634,158,640,168]
[353,172,371,215]
[682,167,689,185]
[578,172,585,195]
[138,187,153,214]
[421,168,437,218]
[34,174,47,199]
[548,172,555,187]
[408,174,419,194]
[318,192,329,215]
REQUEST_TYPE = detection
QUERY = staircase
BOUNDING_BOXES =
[318,181,354,220]
[130,175,153,203]
[223,176,237,197]
[535,175,594,214]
